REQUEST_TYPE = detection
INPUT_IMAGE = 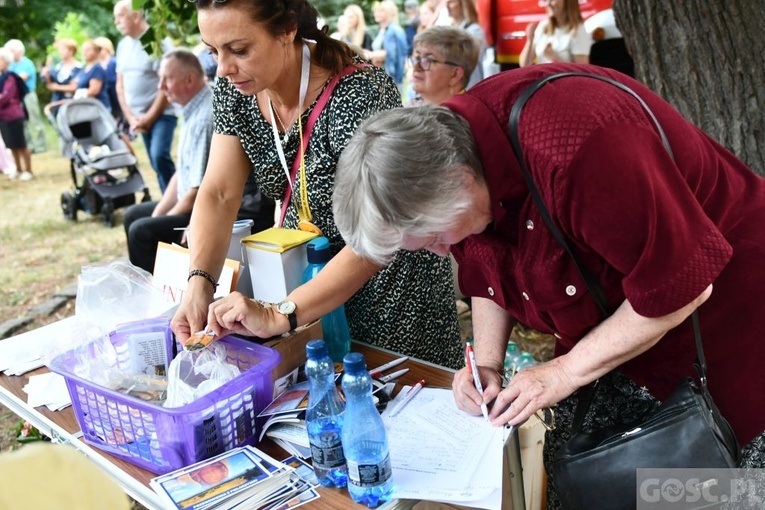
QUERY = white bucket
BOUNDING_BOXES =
[229,219,254,296]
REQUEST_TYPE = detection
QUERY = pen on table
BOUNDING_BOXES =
[378,368,409,383]
[466,343,490,421]
[369,356,409,378]
[388,379,426,417]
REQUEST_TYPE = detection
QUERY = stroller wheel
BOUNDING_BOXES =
[61,191,78,221]
[102,199,116,228]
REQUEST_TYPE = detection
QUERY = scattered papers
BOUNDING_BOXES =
[23,372,71,411]
[383,386,504,508]
[0,316,80,375]
[150,445,319,510]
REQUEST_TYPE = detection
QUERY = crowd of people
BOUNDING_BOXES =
[9,3,763,507]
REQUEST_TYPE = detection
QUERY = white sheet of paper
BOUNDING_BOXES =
[383,386,503,505]
[23,372,71,409]
[0,316,80,374]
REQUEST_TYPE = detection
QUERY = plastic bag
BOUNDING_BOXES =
[164,343,241,408]
[75,259,170,337]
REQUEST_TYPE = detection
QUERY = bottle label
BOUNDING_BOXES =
[347,453,392,488]
[309,432,346,470]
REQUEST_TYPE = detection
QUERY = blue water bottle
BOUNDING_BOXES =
[305,339,348,488]
[302,237,352,362]
[341,352,393,507]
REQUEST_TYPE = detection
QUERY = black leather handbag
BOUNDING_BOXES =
[508,72,741,510]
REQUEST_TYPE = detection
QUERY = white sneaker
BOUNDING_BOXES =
[19,172,34,181]
[6,171,19,180]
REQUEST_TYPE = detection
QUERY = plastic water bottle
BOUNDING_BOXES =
[302,237,352,362]
[515,352,538,372]
[504,342,522,381]
[341,352,393,507]
[305,339,348,488]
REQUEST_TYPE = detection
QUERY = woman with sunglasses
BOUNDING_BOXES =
[171,0,463,369]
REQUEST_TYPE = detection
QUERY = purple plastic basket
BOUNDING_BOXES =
[49,323,281,474]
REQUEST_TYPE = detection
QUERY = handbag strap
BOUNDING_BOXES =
[278,63,361,227]
[507,72,709,433]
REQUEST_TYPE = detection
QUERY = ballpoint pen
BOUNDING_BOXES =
[369,356,409,378]
[466,343,490,421]
[388,379,426,417]
[378,368,409,383]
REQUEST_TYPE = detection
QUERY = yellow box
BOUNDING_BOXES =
[242,228,318,304]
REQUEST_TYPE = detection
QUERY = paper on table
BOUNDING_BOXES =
[0,316,80,375]
[23,372,71,410]
[383,387,503,505]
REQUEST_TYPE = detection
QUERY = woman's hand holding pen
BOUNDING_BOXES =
[452,365,503,417]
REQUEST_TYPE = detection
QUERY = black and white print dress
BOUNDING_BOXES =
[213,61,463,369]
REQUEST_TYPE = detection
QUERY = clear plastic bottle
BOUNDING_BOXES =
[504,342,522,381]
[515,352,538,372]
[305,339,348,488]
[302,237,352,362]
[341,352,393,507]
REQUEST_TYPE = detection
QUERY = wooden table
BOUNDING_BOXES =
[0,339,487,510]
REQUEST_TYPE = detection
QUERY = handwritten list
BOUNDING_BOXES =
[382,387,504,507]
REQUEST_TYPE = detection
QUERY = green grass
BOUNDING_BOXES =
[0,123,160,324]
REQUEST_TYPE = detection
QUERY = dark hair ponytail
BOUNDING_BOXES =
[197,0,356,74]
[294,1,356,73]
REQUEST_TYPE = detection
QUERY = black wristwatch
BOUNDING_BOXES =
[276,300,298,331]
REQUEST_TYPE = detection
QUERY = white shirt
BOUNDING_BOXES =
[533,19,592,64]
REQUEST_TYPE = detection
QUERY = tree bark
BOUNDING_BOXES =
[614,0,765,176]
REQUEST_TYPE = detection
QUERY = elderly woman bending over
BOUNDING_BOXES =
[333,63,765,507]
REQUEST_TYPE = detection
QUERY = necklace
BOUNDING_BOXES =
[271,104,292,142]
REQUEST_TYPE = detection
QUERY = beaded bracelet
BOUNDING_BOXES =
[188,269,218,290]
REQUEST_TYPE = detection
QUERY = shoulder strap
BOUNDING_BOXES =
[507,72,706,433]
[278,64,362,227]
[277,64,359,227]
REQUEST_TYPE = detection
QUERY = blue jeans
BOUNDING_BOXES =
[141,114,177,193]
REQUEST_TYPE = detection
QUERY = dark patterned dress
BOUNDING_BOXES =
[213,61,462,369]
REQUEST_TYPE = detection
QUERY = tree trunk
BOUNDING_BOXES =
[613,0,765,176]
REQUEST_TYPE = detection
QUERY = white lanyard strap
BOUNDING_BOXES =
[269,42,311,190]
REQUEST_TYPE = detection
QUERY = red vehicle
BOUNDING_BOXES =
[477,0,614,67]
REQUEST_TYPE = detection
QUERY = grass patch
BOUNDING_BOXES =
[0,123,160,324]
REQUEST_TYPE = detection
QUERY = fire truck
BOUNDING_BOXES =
[476,0,617,68]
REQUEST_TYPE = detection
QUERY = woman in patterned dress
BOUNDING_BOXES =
[171,0,463,369]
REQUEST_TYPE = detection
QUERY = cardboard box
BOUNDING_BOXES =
[517,414,547,510]
[242,228,318,304]
[263,320,322,382]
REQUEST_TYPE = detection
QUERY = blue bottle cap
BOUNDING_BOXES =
[307,237,332,264]
[342,352,366,373]
[306,339,328,359]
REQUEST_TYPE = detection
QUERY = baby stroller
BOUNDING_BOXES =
[48,98,151,227]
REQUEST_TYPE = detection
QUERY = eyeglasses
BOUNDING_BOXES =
[409,55,459,71]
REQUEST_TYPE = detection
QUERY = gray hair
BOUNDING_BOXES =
[163,48,205,79]
[0,48,13,65]
[334,105,482,265]
[414,26,479,89]
[4,39,24,55]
